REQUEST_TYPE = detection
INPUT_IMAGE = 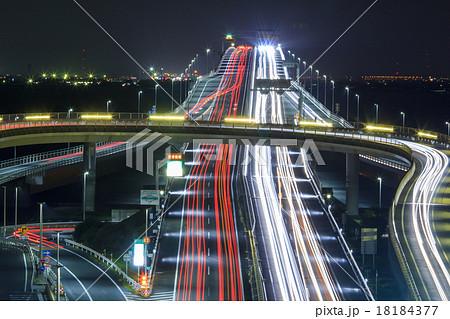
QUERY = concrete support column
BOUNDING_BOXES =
[346,153,360,216]
[83,142,96,212]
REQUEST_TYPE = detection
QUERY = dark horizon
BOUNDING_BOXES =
[1,1,449,78]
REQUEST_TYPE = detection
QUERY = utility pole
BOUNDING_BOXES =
[2,186,6,238]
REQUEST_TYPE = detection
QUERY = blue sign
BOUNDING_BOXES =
[43,251,51,256]
[40,266,45,272]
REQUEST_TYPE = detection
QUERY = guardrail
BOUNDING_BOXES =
[0,142,126,185]
[0,113,450,148]
[64,239,140,292]
[248,230,265,301]
[0,112,448,147]
[0,142,112,169]
[389,162,422,300]
[359,154,410,172]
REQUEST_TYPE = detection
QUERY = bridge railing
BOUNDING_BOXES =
[0,143,126,185]
[0,112,448,150]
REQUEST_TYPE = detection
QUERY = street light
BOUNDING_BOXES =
[68,108,73,119]
[400,112,405,130]
[345,86,349,121]
[446,122,450,136]
[154,84,159,109]
[375,104,379,124]
[14,186,18,229]
[331,80,335,113]
[377,178,382,209]
[106,100,111,113]
[309,66,313,93]
[38,202,45,262]
[138,91,143,115]
[316,70,319,99]
[355,94,360,125]
[2,186,6,238]
[83,172,89,221]
[206,48,210,74]
[323,75,327,107]
[171,79,175,111]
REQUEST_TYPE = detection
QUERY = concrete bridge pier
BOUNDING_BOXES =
[345,153,360,216]
[83,142,96,213]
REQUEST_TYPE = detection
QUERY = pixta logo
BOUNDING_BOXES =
[126,129,172,176]
[191,138,325,166]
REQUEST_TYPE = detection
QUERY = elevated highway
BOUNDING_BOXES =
[1,45,449,301]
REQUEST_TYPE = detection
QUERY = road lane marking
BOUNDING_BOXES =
[62,249,128,301]
[22,252,27,292]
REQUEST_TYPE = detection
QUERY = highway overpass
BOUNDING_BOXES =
[1,44,449,301]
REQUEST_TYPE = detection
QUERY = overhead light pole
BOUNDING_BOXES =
[171,79,175,111]
[331,80,335,113]
[316,70,319,99]
[206,48,210,74]
[309,66,313,93]
[375,104,379,124]
[2,186,6,238]
[14,187,18,229]
[138,91,143,115]
[323,75,327,107]
[154,84,159,109]
[56,231,62,301]
[83,172,89,221]
[38,202,45,262]
[355,94,360,125]
[401,112,405,130]
[345,86,349,121]
[377,178,382,209]
[446,122,450,136]
[106,100,111,113]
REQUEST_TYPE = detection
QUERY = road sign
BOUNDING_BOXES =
[123,253,131,263]
[43,250,51,256]
[140,190,160,205]
[41,256,51,265]
[20,226,28,235]
[40,266,45,272]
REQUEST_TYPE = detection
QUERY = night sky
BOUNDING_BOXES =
[1,0,449,78]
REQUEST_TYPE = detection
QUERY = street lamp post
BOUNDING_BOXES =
[355,94,360,125]
[106,100,111,113]
[401,112,405,131]
[331,80,335,113]
[57,231,61,301]
[446,122,450,136]
[39,202,45,263]
[345,86,349,121]
[68,108,73,119]
[144,208,149,275]
[310,66,313,93]
[2,186,6,238]
[83,172,89,221]
[377,178,382,209]
[323,75,327,107]
[316,70,319,99]
[206,48,210,74]
[138,91,142,115]
[171,79,174,111]
[14,187,18,229]
[375,104,379,124]
[154,84,159,109]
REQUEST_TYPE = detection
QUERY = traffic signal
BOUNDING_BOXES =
[166,153,183,177]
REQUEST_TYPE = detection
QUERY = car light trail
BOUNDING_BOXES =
[175,46,251,300]
[245,44,341,300]
[397,140,450,300]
